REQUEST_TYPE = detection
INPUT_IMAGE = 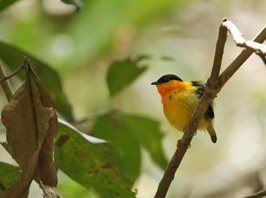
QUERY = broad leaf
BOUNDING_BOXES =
[91,113,141,182]
[107,59,147,96]
[0,41,73,120]
[122,115,168,169]
[92,113,167,173]
[0,162,21,197]
[56,119,135,198]
[1,65,58,198]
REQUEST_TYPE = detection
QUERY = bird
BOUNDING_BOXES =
[151,74,217,143]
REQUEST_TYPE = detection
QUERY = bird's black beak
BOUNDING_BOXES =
[151,81,158,85]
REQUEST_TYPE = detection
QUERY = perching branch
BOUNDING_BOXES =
[154,19,266,198]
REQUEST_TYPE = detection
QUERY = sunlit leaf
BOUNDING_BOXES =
[107,59,147,96]
[0,41,73,121]
[0,161,21,197]
[1,65,58,198]
[55,119,135,198]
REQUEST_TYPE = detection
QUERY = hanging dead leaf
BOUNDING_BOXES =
[1,62,58,198]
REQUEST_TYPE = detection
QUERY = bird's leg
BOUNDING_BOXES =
[176,139,191,149]
[176,139,182,148]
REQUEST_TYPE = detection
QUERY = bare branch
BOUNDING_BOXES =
[209,19,228,81]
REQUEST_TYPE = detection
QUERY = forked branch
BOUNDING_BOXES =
[154,19,266,198]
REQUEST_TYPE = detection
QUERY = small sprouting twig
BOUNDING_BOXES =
[154,19,266,198]
[244,189,266,198]
[0,61,25,84]
[0,57,30,101]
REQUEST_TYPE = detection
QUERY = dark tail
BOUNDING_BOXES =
[207,123,217,143]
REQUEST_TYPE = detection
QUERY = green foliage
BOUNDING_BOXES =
[0,162,20,196]
[0,41,73,121]
[92,113,167,178]
[58,175,100,198]
[0,1,17,12]
[91,113,141,182]
[122,115,168,169]
[55,120,135,198]
[107,59,147,96]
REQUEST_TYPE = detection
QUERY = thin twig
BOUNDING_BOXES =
[0,62,24,84]
[0,63,13,101]
[154,19,266,198]
[209,18,228,81]
[244,189,266,198]
[0,57,30,101]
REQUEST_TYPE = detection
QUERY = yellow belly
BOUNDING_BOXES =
[162,89,208,132]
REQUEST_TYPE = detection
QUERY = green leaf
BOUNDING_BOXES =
[0,1,18,12]
[92,113,167,171]
[58,173,100,198]
[0,161,21,196]
[122,115,168,169]
[0,41,73,121]
[61,0,83,9]
[55,119,135,198]
[107,59,147,96]
[91,113,141,182]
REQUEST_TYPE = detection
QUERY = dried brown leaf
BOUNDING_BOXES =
[1,65,58,198]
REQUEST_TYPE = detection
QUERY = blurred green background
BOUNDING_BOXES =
[0,0,266,197]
